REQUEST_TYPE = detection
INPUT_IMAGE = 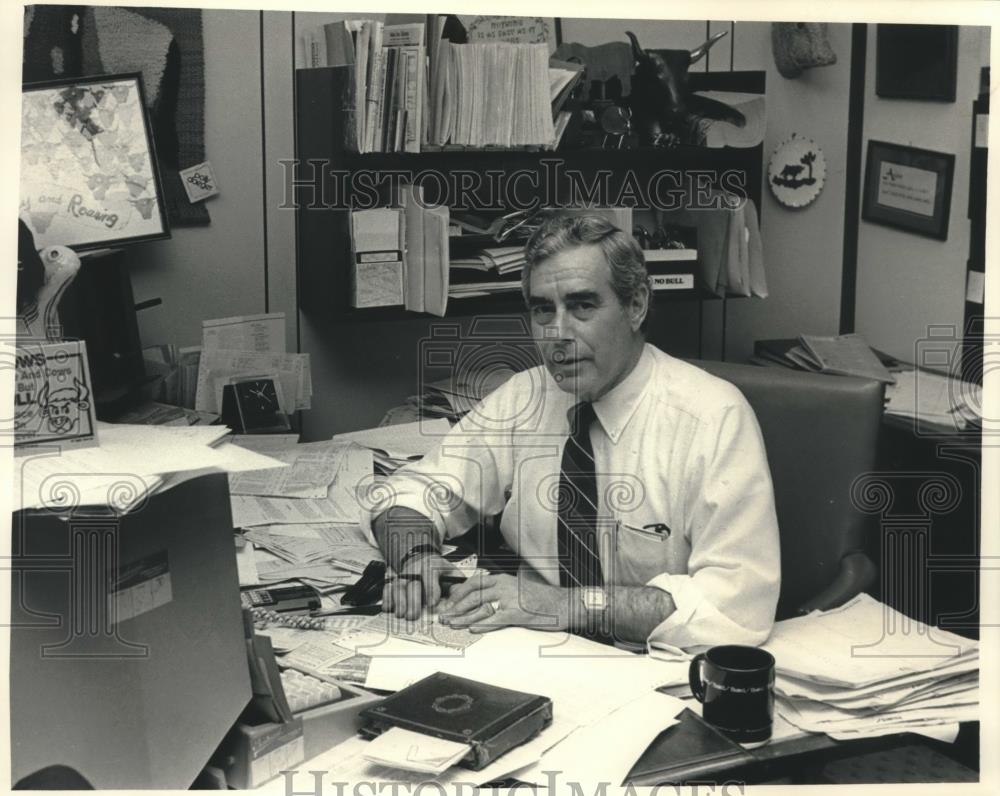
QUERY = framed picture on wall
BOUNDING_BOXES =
[861,140,955,240]
[876,24,959,102]
[20,72,170,251]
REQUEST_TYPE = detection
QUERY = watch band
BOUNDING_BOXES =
[398,543,439,572]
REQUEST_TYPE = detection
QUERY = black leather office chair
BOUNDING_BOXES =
[695,361,883,620]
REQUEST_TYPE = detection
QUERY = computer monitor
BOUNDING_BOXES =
[9,473,250,788]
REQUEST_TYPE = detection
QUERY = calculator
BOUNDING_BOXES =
[241,584,320,613]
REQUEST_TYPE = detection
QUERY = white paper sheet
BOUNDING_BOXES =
[257,717,578,793]
[514,691,684,786]
[230,433,301,451]
[331,418,452,458]
[12,426,282,511]
[229,445,347,498]
[363,728,471,774]
[202,312,286,353]
[763,594,978,688]
[281,639,356,675]
[776,654,980,703]
[235,539,261,586]
[196,349,311,413]
[365,627,682,729]
[230,446,373,527]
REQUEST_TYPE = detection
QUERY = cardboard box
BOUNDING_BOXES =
[218,681,383,789]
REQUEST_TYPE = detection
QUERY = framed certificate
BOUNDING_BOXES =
[861,140,955,240]
[20,72,170,251]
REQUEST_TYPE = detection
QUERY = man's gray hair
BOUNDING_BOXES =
[522,213,651,331]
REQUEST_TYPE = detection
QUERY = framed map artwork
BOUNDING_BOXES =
[20,73,170,250]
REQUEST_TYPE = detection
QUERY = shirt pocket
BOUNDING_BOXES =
[612,519,677,587]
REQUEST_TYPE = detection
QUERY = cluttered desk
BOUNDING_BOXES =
[9,308,982,789]
[10,413,981,790]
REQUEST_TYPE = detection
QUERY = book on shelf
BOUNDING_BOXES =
[323,20,357,67]
[365,190,450,314]
[297,20,357,69]
[423,204,450,316]
[401,184,426,313]
[307,17,573,152]
[403,186,451,315]
[351,208,404,308]
[383,23,425,153]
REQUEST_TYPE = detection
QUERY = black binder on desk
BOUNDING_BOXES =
[359,672,552,771]
[628,709,754,785]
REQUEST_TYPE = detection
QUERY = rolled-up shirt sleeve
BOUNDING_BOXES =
[359,387,514,547]
[645,396,780,655]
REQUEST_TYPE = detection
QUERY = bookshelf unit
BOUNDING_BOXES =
[294,65,765,326]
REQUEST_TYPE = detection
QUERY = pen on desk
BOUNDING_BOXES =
[310,603,381,617]
[386,572,467,597]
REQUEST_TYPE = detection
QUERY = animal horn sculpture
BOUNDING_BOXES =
[625,30,745,148]
[690,30,730,64]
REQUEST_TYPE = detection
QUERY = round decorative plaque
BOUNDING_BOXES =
[768,135,826,208]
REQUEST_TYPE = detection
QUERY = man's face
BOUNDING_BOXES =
[527,244,648,402]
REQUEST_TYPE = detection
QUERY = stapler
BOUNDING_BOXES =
[340,560,387,607]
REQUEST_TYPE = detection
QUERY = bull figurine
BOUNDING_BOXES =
[625,30,746,147]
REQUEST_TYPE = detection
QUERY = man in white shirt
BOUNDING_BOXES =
[370,214,780,650]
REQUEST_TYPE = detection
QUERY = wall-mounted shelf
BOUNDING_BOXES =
[294,65,765,325]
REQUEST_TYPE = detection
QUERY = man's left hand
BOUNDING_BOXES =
[438,572,569,633]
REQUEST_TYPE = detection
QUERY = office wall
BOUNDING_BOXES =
[127,10,267,350]
[854,25,990,364]
[121,13,958,438]
[724,22,855,363]
[285,17,857,436]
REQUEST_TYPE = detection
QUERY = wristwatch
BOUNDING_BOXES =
[398,543,438,572]
[581,587,608,613]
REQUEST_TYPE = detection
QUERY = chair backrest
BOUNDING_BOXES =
[694,360,884,619]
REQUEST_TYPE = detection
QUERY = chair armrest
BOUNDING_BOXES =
[796,551,878,615]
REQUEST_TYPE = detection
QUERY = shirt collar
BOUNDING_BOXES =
[592,343,653,443]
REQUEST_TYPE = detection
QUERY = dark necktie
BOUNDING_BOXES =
[557,402,604,588]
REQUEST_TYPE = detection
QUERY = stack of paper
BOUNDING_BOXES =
[764,594,979,741]
[431,42,556,148]
[408,368,520,422]
[12,422,282,512]
[449,247,522,297]
[195,312,312,415]
[884,367,983,432]
[114,399,219,427]
[228,441,373,528]
[227,435,382,591]
[658,197,766,298]
[331,418,452,474]
[361,628,687,786]
[793,333,896,383]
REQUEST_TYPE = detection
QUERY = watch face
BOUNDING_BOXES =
[583,587,608,612]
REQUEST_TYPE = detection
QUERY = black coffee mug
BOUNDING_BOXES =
[688,645,775,745]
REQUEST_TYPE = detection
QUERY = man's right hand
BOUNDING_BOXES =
[382,553,461,620]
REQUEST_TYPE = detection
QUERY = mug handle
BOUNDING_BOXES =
[688,652,707,702]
